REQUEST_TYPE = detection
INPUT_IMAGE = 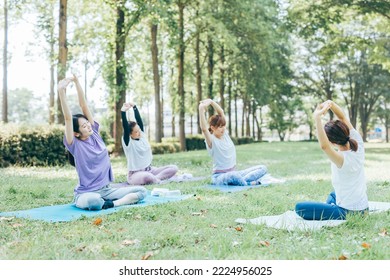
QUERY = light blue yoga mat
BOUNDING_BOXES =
[0,194,193,223]
[205,183,268,193]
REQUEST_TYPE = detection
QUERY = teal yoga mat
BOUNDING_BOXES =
[0,194,193,222]
[205,183,268,193]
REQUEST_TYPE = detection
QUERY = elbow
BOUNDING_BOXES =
[319,144,330,151]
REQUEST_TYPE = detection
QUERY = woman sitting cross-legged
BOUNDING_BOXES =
[58,74,147,211]
[121,102,178,185]
[198,98,267,186]
[295,100,369,220]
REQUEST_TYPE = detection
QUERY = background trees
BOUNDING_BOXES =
[1,0,389,148]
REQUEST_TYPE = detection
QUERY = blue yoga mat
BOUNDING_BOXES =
[0,194,193,222]
[205,183,268,193]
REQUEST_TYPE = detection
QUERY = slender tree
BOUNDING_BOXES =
[2,0,8,123]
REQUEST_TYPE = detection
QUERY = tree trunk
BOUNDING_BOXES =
[113,4,127,155]
[177,2,186,151]
[207,35,214,116]
[195,27,202,134]
[234,92,238,138]
[241,96,245,137]
[57,0,68,124]
[2,0,8,123]
[160,41,164,137]
[219,46,225,111]
[245,99,250,137]
[227,73,232,135]
[151,23,162,143]
[49,45,55,124]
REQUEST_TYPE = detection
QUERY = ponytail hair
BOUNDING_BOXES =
[324,120,358,152]
[128,121,137,135]
[208,114,226,134]
[67,114,89,167]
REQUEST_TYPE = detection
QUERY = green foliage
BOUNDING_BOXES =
[185,135,206,151]
[0,125,67,167]
[151,142,180,154]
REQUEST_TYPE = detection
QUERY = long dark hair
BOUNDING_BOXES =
[67,114,89,167]
[324,120,358,152]
[208,114,226,134]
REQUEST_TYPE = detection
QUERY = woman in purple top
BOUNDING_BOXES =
[58,74,147,210]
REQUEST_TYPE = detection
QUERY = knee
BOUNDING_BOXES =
[76,194,104,211]
[171,165,179,173]
[259,165,267,174]
[137,187,148,200]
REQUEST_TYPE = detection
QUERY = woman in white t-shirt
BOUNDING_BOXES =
[121,102,178,185]
[295,100,369,220]
[199,99,267,186]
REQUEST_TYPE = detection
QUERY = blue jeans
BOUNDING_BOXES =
[295,191,368,220]
[212,165,267,186]
[74,185,148,210]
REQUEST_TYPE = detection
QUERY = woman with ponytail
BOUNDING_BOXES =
[58,74,147,210]
[199,99,267,186]
[295,100,368,220]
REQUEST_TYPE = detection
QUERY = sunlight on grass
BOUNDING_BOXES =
[1,141,390,260]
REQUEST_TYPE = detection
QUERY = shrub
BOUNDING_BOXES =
[185,135,206,151]
[0,124,112,167]
[151,142,180,154]
[0,124,67,167]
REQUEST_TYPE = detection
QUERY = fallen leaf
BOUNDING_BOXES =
[141,252,154,260]
[210,224,218,228]
[338,255,348,260]
[122,239,141,246]
[76,246,86,252]
[191,212,202,216]
[196,197,202,201]
[378,229,388,237]
[93,218,102,226]
[258,241,270,247]
[112,253,118,257]
[361,242,371,249]
[235,226,243,232]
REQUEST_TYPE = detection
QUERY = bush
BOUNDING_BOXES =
[151,142,180,154]
[185,135,206,151]
[0,124,67,167]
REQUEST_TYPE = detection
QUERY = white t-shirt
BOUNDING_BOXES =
[206,131,236,173]
[331,128,368,210]
[122,131,152,171]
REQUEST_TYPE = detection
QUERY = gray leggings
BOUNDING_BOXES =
[74,185,148,210]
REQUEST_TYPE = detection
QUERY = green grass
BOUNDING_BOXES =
[1,141,390,260]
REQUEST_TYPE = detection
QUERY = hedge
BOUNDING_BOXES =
[0,125,255,167]
[0,125,67,167]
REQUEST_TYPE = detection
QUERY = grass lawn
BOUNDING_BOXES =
[0,141,389,260]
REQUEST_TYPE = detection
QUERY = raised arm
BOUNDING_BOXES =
[328,100,353,130]
[133,105,144,132]
[199,99,213,148]
[58,78,75,146]
[121,103,134,146]
[73,74,94,126]
[314,102,344,168]
[209,100,225,119]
